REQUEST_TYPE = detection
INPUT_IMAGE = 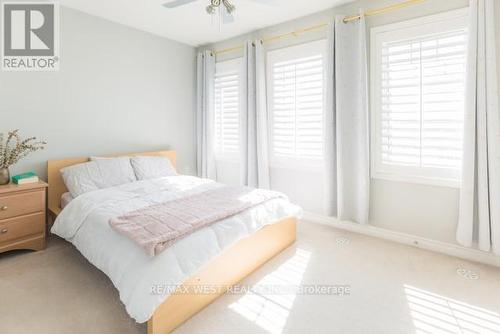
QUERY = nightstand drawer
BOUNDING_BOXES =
[0,190,45,220]
[0,213,45,244]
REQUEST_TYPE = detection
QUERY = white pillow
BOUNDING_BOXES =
[93,157,137,187]
[60,157,136,197]
[130,156,177,180]
[60,162,100,197]
[60,192,74,209]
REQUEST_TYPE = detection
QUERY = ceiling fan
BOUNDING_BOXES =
[163,0,274,24]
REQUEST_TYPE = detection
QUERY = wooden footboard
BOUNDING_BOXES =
[147,216,297,334]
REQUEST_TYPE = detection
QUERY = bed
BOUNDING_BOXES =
[47,150,299,334]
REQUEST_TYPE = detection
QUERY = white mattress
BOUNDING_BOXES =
[51,175,301,323]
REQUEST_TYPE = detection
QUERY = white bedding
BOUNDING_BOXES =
[60,192,73,209]
[51,175,301,323]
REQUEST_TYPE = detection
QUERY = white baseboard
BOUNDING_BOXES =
[303,211,500,268]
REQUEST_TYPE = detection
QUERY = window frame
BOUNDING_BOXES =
[266,39,328,171]
[214,57,244,163]
[370,8,469,188]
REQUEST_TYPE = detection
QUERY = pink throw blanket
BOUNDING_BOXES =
[109,186,284,256]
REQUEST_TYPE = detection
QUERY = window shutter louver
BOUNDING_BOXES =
[214,65,240,158]
[380,29,467,170]
[372,10,468,186]
[269,45,325,165]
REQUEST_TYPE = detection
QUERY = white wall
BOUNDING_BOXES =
[497,1,500,104]
[203,0,498,245]
[0,7,197,179]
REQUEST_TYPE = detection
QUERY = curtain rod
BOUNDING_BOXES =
[343,0,425,23]
[214,0,425,56]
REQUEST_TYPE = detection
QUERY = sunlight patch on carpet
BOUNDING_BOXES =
[404,285,500,334]
[228,248,311,334]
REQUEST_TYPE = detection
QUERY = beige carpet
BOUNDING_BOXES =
[1,221,500,334]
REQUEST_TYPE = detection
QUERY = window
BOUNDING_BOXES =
[371,9,468,187]
[214,58,242,160]
[267,40,327,168]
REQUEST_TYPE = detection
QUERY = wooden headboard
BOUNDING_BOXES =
[47,150,176,218]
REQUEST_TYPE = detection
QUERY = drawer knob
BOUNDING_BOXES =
[0,206,7,211]
[0,228,7,234]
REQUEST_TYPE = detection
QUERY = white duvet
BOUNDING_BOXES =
[51,175,301,323]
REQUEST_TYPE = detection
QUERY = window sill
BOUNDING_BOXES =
[372,172,460,189]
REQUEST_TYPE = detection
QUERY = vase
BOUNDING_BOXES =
[0,168,10,185]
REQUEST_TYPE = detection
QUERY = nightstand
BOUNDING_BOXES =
[0,181,48,253]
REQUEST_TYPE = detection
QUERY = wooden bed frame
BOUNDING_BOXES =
[47,150,297,334]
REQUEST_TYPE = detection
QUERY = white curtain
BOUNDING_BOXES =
[324,15,370,224]
[196,50,217,179]
[457,0,500,254]
[240,40,271,188]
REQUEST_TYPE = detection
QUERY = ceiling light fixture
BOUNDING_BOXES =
[163,0,275,27]
[206,0,235,16]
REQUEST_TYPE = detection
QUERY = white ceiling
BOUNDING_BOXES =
[58,0,355,46]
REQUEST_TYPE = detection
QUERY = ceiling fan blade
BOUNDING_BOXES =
[222,7,235,24]
[162,0,197,9]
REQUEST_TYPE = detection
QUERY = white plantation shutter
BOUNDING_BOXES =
[214,59,241,159]
[372,10,468,185]
[268,40,326,165]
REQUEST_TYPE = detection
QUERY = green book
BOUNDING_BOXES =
[12,172,38,184]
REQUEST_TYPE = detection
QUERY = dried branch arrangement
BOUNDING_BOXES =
[0,130,47,169]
